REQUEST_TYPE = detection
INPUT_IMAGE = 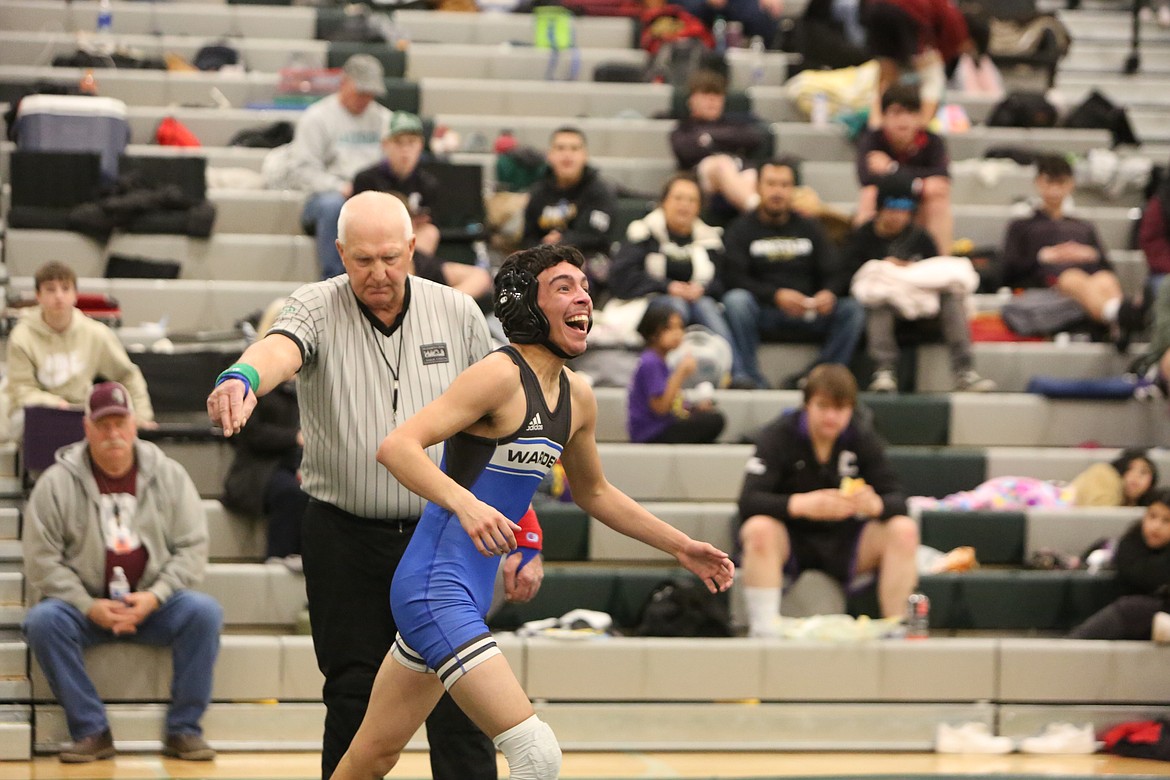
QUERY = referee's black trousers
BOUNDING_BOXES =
[302,500,498,780]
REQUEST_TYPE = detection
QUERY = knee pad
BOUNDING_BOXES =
[493,714,562,780]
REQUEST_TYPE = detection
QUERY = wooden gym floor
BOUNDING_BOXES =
[4,751,1170,779]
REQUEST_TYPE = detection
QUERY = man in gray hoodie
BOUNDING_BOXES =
[291,54,392,279]
[22,382,223,763]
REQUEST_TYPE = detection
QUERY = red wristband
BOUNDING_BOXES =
[517,506,542,550]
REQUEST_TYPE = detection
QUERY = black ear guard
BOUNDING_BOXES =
[495,266,549,345]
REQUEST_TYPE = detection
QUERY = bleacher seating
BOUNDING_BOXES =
[2,0,1170,760]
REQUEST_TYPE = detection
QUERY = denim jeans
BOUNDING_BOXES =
[23,591,223,740]
[651,294,747,382]
[722,288,865,387]
[302,190,347,279]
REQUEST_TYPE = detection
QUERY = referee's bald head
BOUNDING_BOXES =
[337,191,414,246]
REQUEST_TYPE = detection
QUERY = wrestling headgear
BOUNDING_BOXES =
[494,246,589,359]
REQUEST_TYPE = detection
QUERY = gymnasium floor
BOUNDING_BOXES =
[5,751,1170,779]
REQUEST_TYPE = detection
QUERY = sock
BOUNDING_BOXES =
[745,586,781,635]
[1101,297,1122,324]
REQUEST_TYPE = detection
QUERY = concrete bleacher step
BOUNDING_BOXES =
[0,0,319,39]
[9,276,300,333]
[0,707,30,761]
[197,563,306,627]
[5,229,317,282]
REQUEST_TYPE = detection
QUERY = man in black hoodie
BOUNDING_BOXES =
[522,127,615,257]
[722,158,864,389]
[736,364,917,637]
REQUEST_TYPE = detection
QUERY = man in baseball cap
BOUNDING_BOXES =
[22,381,222,762]
[292,53,392,279]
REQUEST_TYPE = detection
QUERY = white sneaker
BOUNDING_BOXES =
[868,369,897,393]
[954,370,997,392]
[1153,611,1170,643]
[936,722,1014,754]
[1018,723,1099,754]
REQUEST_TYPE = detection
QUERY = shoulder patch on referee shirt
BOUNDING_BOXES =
[420,343,449,365]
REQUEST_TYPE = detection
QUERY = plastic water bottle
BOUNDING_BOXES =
[713,17,728,53]
[97,0,113,34]
[109,566,130,603]
[747,36,766,86]
[811,91,830,127]
[905,592,930,639]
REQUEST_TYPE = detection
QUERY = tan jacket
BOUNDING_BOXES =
[6,307,154,421]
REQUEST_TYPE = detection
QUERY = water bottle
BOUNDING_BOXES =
[97,0,113,34]
[811,91,830,127]
[726,20,745,49]
[109,566,130,603]
[905,592,930,639]
[748,36,766,85]
[713,17,728,54]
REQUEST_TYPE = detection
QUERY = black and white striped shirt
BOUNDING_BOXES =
[271,275,492,519]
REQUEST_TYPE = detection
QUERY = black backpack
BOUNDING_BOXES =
[986,91,1058,128]
[1062,90,1140,148]
[634,577,732,637]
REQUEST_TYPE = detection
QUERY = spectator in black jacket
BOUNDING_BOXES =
[1070,488,1170,641]
[736,364,917,636]
[522,126,615,257]
[670,70,771,216]
[609,173,747,378]
[855,85,952,252]
[1001,154,1145,349]
[352,113,491,301]
[842,175,995,393]
[721,158,864,389]
[221,301,306,569]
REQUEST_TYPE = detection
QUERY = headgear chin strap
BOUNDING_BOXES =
[494,265,580,360]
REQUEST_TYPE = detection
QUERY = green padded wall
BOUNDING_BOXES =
[919,511,1026,566]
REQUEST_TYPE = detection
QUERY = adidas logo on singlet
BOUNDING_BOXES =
[526,413,544,432]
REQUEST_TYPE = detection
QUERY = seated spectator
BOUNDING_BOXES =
[1069,488,1170,641]
[722,158,864,389]
[628,306,726,444]
[670,70,770,215]
[609,172,748,379]
[22,382,222,762]
[5,261,154,439]
[1001,155,1146,349]
[676,0,783,47]
[861,0,971,122]
[736,364,918,636]
[222,301,306,571]
[843,175,994,393]
[522,126,616,262]
[1137,170,1170,292]
[351,112,491,300]
[913,447,1158,512]
[289,54,391,279]
[855,85,953,252]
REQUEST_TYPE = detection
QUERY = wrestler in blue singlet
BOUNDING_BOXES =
[390,346,571,688]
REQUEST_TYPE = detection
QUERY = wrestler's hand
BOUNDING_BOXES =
[503,551,543,602]
[456,497,522,557]
[207,378,257,437]
[677,539,735,593]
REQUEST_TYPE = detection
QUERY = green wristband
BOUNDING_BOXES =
[216,362,260,394]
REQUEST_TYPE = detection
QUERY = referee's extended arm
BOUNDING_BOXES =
[207,334,303,436]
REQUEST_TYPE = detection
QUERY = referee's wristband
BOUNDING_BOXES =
[216,363,260,396]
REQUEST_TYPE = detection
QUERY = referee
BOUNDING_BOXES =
[207,192,536,780]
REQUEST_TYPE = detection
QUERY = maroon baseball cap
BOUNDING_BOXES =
[85,381,134,420]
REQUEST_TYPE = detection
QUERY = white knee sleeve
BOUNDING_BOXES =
[493,714,562,780]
